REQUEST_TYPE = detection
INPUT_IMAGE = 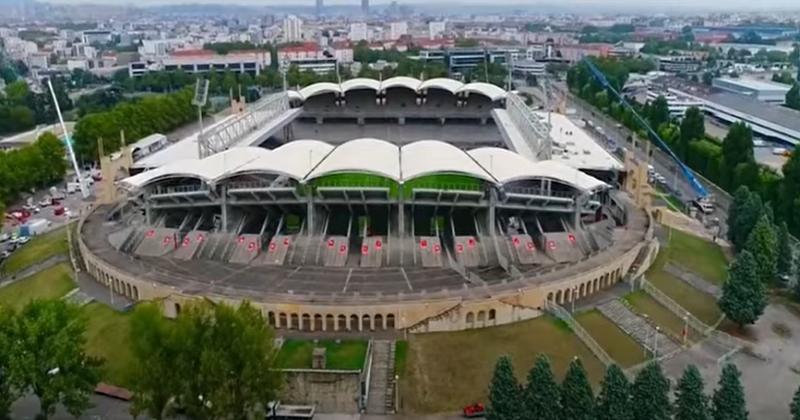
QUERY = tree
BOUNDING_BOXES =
[777,221,793,282]
[596,364,631,420]
[648,96,670,131]
[712,364,748,420]
[719,251,766,328]
[787,83,800,111]
[9,300,102,418]
[744,214,778,285]
[674,365,710,420]
[129,301,282,419]
[631,363,671,420]
[727,186,750,244]
[702,71,714,85]
[730,189,763,251]
[791,382,800,420]
[679,107,705,160]
[720,122,754,191]
[560,358,594,420]
[0,307,17,420]
[522,355,560,420]
[486,355,521,420]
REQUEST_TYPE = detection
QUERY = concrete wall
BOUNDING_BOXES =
[281,370,362,413]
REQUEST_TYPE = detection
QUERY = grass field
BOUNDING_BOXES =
[275,339,368,370]
[575,309,648,367]
[402,316,605,413]
[83,303,135,388]
[624,291,702,343]
[0,262,75,310]
[395,340,408,377]
[659,228,728,285]
[2,228,69,274]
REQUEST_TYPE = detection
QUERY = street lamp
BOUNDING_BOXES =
[654,326,660,359]
[571,286,578,313]
[683,312,690,345]
[394,374,400,413]
[642,314,650,358]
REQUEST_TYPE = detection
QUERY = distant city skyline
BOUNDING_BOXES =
[34,0,800,12]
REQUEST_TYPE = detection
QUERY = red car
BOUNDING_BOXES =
[463,402,485,418]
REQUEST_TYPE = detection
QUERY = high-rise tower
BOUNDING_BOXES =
[316,0,323,16]
[361,0,369,15]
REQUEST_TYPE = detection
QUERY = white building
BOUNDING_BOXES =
[712,77,792,104]
[429,21,446,40]
[82,30,113,45]
[349,22,368,42]
[283,15,303,42]
[388,21,408,40]
[129,50,270,78]
[140,40,170,57]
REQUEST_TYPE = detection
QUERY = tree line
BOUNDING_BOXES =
[487,354,800,420]
[0,132,67,216]
[566,57,800,237]
[0,298,281,419]
[71,87,196,161]
[0,79,72,135]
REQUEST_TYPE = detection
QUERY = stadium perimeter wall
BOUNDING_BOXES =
[76,209,658,333]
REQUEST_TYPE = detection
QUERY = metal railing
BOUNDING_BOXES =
[198,92,290,158]
[640,277,745,358]
[505,92,552,160]
[543,300,614,367]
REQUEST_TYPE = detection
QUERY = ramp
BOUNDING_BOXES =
[323,236,349,267]
[255,235,294,266]
[453,236,481,268]
[134,228,179,257]
[418,236,443,267]
[509,234,539,265]
[360,236,385,268]
[228,234,262,265]
[172,231,208,260]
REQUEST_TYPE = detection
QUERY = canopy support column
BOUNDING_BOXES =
[220,185,228,233]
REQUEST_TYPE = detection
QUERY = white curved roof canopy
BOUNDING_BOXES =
[122,159,202,189]
[419,78,464,94]
[457,82,508,101]
[468,147,606,192]
[401,140,495,183]
[380,76,422,92]
[223,140,334,181]
[341,78,381,93]
[298,82,341,99]
[305,138,401,181]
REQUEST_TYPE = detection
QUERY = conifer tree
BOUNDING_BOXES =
[631,362,671,420]
[712,364,748,420]
[522,354,560,420]
[719,251,767,328]
[487,355,521,420]
[596,364,632,420]
[674,365,710,420]
[560,358,595,420]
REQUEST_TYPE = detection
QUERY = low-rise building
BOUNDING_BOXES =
[128,50,270,78]
[711,77,791,104]
[656,56,703,74]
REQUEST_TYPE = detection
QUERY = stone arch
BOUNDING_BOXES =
[593,278,599,291]
[386,314,396,329]
[579,283,585,298]
[301,313,311,331]
[126,283,133,298]
[326,314,335,331]
[466,312,475,324]
[350,314,359,331]
[279,312,287,328]
[132,286,139,300]
[338,314,347,331]
[555,290,562,304]
[477,311,486,322]
[174,302,182,316]
[547,292,554,302]
[268,311,276,327]
[290,313,299,329]
[361,314,371,331]
[488,309,496,322]
[313,314,323,331]
[375,314,384,330]
[564,288,571,303]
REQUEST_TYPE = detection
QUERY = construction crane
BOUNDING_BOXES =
[581,57,709,199]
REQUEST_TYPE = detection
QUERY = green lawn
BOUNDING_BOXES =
[395,340,408,377]
[575,309,648,368]
[648,263,722,325]
[0,263,75,310]
[402,316,605,413]
[274,339,368,370]
[624,291,702,343]
[2,228,69,274]
[83,303,135,388]
[660,228,728,285]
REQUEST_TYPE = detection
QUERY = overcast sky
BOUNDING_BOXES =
[39,0,800,12]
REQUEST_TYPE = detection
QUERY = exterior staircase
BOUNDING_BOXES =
[597,300,680,357]
[366,340,395,414]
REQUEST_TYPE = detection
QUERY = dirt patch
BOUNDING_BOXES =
[771,322,792,339]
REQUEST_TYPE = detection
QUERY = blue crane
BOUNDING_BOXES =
[581,57,709,199]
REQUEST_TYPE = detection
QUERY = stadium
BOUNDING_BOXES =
[77,77,658,333]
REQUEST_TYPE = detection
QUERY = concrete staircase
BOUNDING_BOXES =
[367,340,396,414]
[597,300,680,357]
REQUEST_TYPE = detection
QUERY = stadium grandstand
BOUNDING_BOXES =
[77,77,656,333]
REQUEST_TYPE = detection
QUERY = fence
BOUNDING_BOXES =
[506,93,551,159]
[543,300,614,367]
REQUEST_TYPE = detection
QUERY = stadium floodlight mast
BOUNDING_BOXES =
[193,78,210,158]
[47,78,89,199]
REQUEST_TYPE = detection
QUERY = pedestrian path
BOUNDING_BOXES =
[367,340,394,414]
[597,300,680,357]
